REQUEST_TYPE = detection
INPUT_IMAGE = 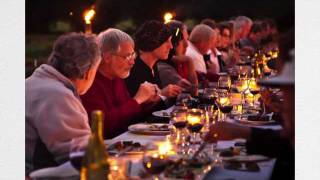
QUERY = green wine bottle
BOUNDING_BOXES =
[81,110,109,180]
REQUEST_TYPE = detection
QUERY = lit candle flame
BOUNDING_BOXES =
[164,12,173,24]
[187,116,200,125]
[219,97,229,105]
[158,140,172,156]
[84,9,95,24]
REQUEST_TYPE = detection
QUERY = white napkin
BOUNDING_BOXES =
[29,161,79,179]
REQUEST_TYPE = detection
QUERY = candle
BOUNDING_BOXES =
[158,140,172,156]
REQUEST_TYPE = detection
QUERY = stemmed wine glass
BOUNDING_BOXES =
[186,109,205,154]
[216,90,233,122]
[170,107,188,154]
[248,78,261,108]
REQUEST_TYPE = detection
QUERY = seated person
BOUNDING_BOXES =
[25,33,101,175]
[81,28,158,139]
[216,21,241,68]
[125,20,182,110]
[186,24,227,83]
[204,57,294,180]
[157,20,198,96]
[186,24,218,75]
[239,22,263,53]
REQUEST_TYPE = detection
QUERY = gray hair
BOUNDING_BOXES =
[97,28,134,54]
[235,16,253,31]
[189,24,214,44]
[47,32,100,79]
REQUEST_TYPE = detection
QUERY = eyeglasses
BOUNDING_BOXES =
[112,51,136,62]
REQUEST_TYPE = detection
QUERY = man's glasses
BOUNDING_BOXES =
[112,51,136,62]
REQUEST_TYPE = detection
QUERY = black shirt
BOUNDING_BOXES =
[246,128,294,180]
[125,56,163,96]
[125,56,168,115]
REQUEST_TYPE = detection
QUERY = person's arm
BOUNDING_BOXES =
[157,62,183,87]
[246,128,292,158]
[204,121,251,143]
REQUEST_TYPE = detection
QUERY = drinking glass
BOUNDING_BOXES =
[248,78,261,108]
[170,107,188,154]
[108,157,127,180]
[186,109,205,155]
[216,90,233,121]
[217,74,231,91]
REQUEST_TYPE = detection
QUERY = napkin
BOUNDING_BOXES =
[29,161,79,179]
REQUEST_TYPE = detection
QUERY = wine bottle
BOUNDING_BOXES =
[80,110,109,180]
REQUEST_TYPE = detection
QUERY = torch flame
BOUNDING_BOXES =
[164,12,173,24]
[84,9,95,24]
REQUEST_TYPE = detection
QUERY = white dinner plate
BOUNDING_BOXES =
[152,110,171,118]
[152,106,175,118]
[128,123,171,135]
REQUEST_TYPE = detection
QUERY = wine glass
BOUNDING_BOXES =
[69,135,90,171]
[198,104,217,133]
[201,88,218,106]
[171,107,188,154]
[142,150,169,179]
[248,78,261,108]
[217,74,231,91]
[216,90,233,122]
[186,109,205,154]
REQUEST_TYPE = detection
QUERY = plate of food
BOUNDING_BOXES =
[163,153,214,179]
[236,113,276,126]
[128,123,171,135]
[106,141,156,155]
[152,106,175,118]
[152,110,171,118]
[218,147,269,162]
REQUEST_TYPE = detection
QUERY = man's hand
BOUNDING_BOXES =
[134,81,158,104]
[204,121,251,143]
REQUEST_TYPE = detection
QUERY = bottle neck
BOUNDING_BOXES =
[91,110,104,140]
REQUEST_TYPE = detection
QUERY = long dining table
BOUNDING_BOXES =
[29,115,281,180]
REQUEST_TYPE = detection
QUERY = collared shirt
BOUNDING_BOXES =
[186,41,207,74]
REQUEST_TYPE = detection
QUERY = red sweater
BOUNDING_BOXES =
[81,72,142,139]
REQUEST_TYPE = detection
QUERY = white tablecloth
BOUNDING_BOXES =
[30,131,276,180]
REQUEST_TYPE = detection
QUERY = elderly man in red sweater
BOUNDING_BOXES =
[81,28,158,139]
